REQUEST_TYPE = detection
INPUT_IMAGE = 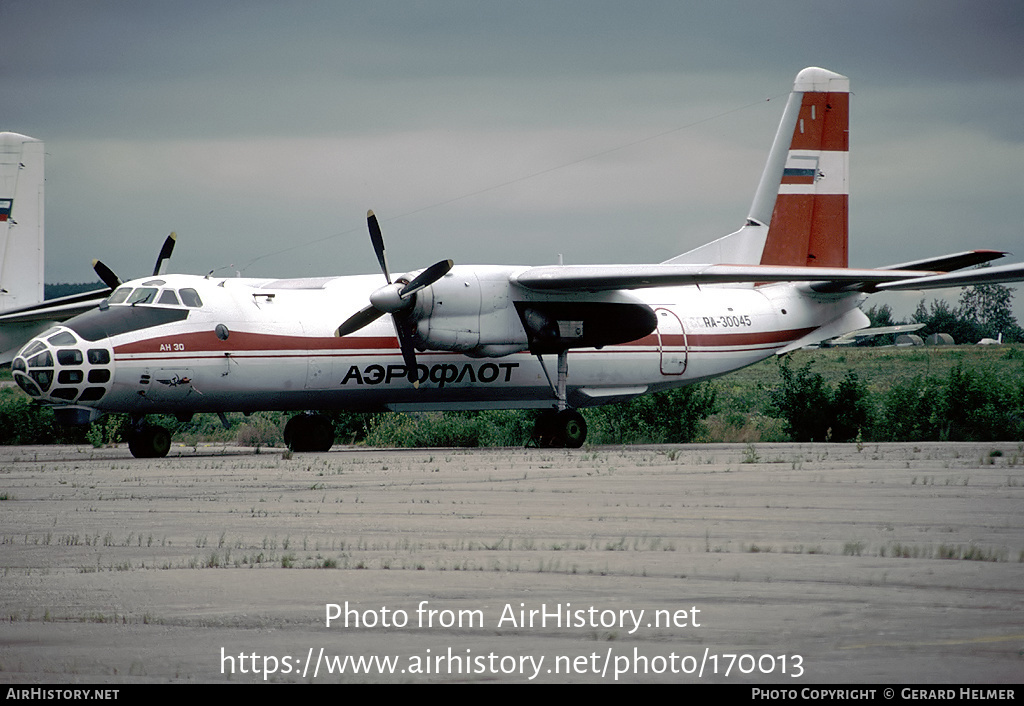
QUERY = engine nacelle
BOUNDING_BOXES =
[409,265,658,357]
[412,266,528,357]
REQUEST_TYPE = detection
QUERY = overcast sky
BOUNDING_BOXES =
[3,1,1022,318]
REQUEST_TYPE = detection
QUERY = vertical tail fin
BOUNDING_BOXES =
[0,132,45,311]
[667,67,849,268]
[758,67,849,267]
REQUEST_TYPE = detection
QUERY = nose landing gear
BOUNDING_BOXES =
[126,422,171,458]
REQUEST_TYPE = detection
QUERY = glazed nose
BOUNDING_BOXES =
[12,327,114,404]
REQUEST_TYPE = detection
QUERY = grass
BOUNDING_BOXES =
[724,344,1023,401]
[707,344,1024,442]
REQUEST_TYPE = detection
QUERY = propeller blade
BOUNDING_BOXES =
[367,210,391,284]
[400,259,454,299]
[335,304,386,337]
[92,259,122,290]
[358,208,452,387]
[152,232,177,276]
[393,313,420,386]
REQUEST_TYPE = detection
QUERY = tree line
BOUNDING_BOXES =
[866,277,1022,344]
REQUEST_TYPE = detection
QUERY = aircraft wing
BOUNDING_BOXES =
[513,252,1024,294]
[875,261,1024,292]
[878,250,1007,273]
[0,289,108,324]
[511,263,935,292]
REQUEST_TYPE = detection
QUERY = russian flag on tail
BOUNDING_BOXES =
[760,68,850,269]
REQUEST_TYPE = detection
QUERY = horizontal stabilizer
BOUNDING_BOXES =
[827,323,925,345]
[776,307,870,355]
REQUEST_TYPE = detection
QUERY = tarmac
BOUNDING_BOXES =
[0,441,1022,683]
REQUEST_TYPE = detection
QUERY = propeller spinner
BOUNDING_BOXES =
[336,211,453,384]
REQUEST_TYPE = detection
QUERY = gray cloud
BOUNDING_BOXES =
[1,0,1020,320]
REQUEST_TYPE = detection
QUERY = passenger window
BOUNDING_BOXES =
[179,288,203,307]
[158,289,181,306]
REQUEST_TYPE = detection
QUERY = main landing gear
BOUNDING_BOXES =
[532,408,587,448]
[284,413,335,452]
[529,350,587,448]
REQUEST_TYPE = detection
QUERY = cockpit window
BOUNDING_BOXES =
[21,341,45,358]
[48,331,77,346]
[179,288,203,307]
[158,289,181,306]
[101,285,203,308]
[28,350,52,368]
[107,287,132,305]
[126,288,158,305]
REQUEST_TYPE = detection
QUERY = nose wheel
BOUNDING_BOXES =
[127,424,171,458]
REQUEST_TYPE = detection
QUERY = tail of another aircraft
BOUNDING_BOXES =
[667,67,850,268]
[0,132,45,311]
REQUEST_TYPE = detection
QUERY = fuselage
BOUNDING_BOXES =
[11,269,863,420]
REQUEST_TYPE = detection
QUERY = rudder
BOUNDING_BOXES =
[667,67,849,268]
[758,67,849,268]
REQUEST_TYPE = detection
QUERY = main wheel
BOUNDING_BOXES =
[283,415,302,449]
[305,416,335,452]
[530,409,587,448]
[285,414,335,452]
[532,410,560,448]
[557,409,587,448]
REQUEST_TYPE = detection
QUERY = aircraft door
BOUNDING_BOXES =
[656,308,687,375]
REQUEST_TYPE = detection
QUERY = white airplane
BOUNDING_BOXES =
[6,68,1024,458]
